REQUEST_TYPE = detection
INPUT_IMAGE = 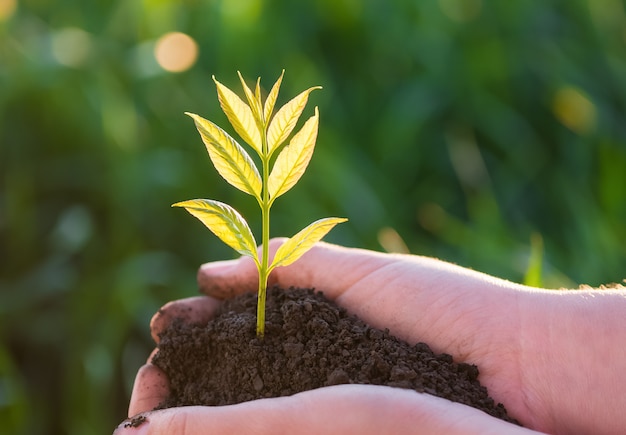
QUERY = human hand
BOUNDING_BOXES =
[117,240,626,434]
[118,382,538,434]
[119,306,538,434]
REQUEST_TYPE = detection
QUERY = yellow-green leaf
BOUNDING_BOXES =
[266,85,321,155]
[263,70,284,125]
[237,72,264,131]
[254,77,262,109]
[268,108,319,201]
[270,217,348,270]
[213,75,262,155]
[173,199,259,263]
[186,112,262,200]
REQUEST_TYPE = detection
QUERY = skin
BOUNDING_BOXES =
[115,239,626,435]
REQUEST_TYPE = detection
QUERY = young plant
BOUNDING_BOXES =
[173,71,347,338]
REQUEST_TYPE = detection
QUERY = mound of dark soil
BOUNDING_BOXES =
[152,287,518,424]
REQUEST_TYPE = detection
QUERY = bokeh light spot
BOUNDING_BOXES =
[51,27,92,68]
[154,32,199,73]
[552,86,597,135]
[0,0,16,22]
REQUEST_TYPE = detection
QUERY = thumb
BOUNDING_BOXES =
[197,239,388,300]
[127,361,169,418]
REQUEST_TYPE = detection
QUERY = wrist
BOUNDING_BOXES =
[517,287,626,434]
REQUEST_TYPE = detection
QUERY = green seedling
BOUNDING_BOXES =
[173,71,347,338]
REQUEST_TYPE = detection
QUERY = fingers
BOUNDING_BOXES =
[128,357,169,417]
[115,385,541,435]
[197,239,388,300]
[150,296,221,343]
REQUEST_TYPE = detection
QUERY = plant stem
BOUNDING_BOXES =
[257,122,271,338]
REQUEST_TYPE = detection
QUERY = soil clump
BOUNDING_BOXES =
[153,287,518,424]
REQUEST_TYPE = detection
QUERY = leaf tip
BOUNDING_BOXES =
[184,112,201,124]
[212,75,223,87]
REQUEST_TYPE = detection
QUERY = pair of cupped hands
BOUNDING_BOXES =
[116,240,626,435]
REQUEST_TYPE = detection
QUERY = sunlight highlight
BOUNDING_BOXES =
[552,86,597,135]
[154,32,199,73]
[51,27,92,68]
[0,0,16,22]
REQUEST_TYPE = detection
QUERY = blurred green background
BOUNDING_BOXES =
[1,0,625,433]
